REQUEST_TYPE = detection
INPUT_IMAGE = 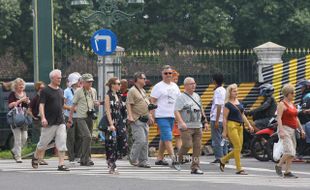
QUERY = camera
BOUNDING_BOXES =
[87,109,98,120]
[148,103,158,111]
[138,115,149,123]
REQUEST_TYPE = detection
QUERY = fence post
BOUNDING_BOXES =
[253,42,286,83]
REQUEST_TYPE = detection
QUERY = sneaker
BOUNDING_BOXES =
[129,159,139,166]
[284,172,298,178]
[57,165,70,171]
[275,165,283,177]
[138,164,151,168]
[211,159,221,164]
[171,161,181,171]
[80,161,94,166]
[16,159,23,163]
[155,160,169,166]
[191,168,204,175]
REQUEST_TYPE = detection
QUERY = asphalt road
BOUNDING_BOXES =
[0,156,310,190]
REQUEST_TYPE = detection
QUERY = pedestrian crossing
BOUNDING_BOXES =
[1,158,310,188]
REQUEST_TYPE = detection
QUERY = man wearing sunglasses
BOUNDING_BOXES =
[150,65,181,170]
[68,73,100,166]
[127,72,153,168]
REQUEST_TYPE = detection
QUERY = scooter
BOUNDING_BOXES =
[250,117,277,161]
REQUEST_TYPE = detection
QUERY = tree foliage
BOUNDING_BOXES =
[2,0,310,75]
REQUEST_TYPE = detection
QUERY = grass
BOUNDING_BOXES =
[0,144,36,159]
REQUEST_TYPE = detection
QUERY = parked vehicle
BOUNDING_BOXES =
[0,82,35,150]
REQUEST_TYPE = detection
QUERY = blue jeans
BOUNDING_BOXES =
[304,121,310,143]
[210,121,228,159]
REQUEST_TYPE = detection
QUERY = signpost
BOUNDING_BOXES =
[90,29,118,118]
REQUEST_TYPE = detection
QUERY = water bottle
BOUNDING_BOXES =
[220,138,226,146]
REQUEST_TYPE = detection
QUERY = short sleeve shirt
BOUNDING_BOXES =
[126,86,149,121]
[73,87,97,118]
[210,86,226,122]
[175,92,202,128]
[40,86,65,125]
[150,81,180,118]
[225,102,244,124]
[64,87,78,118]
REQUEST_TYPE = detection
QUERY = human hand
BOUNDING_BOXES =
[41,118,48,128]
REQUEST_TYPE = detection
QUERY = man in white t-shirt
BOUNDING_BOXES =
[210,73,228,163]
[150,65,181,169]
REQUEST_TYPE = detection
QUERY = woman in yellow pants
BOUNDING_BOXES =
[219,83,254,175]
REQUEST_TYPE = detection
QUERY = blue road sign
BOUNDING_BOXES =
[90,29,117,56]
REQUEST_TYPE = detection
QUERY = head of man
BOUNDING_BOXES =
[212,73,224,87]
[161,65,173,83]
[134,72,146,88]
[81,73,94,90]
[120,79,128,93]
[49,69,62,87]
[184,77,196,94]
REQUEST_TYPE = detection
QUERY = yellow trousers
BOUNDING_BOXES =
[221,121,243,171]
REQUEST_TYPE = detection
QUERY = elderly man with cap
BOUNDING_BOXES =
[68,73,100,166]
[64,72,82,164]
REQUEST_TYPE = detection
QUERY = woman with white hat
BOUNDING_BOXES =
[64,72,82,163]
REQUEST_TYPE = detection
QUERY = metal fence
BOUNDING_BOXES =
[122,50,257,85]
[52,31,310,85]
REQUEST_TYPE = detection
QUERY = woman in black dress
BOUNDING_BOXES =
[104,77,128,174]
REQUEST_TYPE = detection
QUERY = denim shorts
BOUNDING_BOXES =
[156,118,175,141]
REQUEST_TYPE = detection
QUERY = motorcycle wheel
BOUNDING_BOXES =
[250,135,270,161]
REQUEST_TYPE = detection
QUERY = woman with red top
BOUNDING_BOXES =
[275,84,306,178]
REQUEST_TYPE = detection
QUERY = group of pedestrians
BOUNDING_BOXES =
[6,66,309,177]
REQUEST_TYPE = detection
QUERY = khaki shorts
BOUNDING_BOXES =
[37,124,67,152]
[280,125,296,157]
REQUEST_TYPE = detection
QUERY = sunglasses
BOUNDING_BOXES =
[139,77,147,80]
[164,72,172,75]
[114,82,121,85]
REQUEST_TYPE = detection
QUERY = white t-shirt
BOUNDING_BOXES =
[210,86,226,122]
[150,81,180,118]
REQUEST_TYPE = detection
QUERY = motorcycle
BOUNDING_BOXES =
[250,117,278,161]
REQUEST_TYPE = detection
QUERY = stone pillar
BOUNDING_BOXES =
[253,42,286,83]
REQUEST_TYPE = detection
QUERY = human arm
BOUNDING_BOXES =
[248,97,272,115]
[242,113,254,133]
[297,118,306,139]
[104,95,115,131]
[174,110,187,131]
[8,92,29,109]
[39,103,48,127]
[222,107,229,139]
[276,102,285,139]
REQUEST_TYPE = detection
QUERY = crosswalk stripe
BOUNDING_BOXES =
[1,159,310,188]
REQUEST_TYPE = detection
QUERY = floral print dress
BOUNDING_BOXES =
[105,90,128,169]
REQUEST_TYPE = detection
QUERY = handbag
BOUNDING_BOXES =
[183,92,206,125]
[7,107,32,127]
[98,113,109,131]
